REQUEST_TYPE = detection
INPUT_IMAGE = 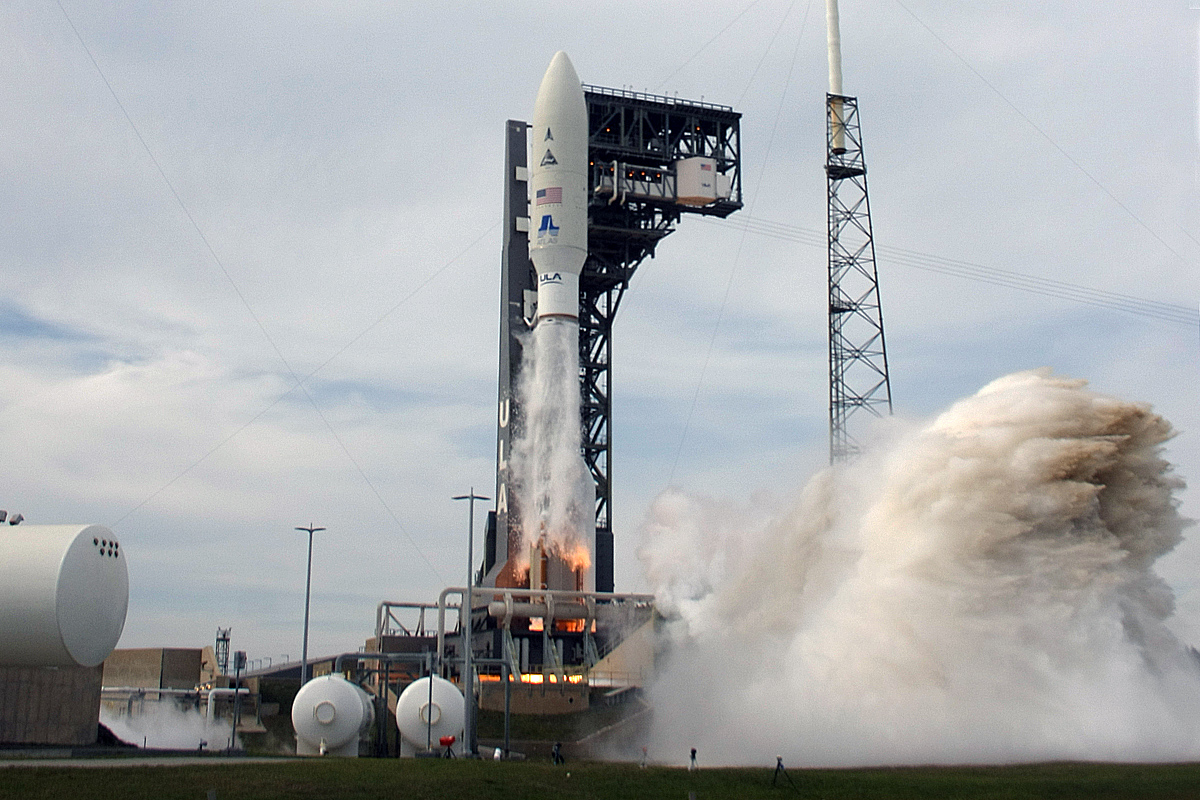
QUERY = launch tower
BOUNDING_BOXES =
[825,1,892,463]
[487,82,743,592]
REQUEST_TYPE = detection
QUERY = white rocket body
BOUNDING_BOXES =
[529,51,588,322]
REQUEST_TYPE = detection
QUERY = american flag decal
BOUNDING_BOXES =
[536,187,563,205]
[700,163,713,171]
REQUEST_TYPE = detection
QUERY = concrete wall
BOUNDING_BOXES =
[199,645,218,685]
[102,648,162,689]
[102,648,202,690]
[160,649,201,690]
[0,664,103,746]
[480,681,589,714]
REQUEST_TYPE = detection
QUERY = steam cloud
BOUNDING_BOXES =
[100,702,233,750]
[509,318,595,571]
[640,370,1198,765]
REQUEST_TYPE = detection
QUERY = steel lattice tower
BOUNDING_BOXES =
[825,93,892,463]
[215,627,231,676]
[487,88,742,592]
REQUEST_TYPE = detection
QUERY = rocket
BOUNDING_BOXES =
[529,52,588,322]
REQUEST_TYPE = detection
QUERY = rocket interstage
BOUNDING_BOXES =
[530,51,588,322]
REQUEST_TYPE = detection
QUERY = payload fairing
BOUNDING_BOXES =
[529,51,588,322]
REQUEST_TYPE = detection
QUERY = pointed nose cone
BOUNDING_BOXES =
[550,49,575,74]
[541,51,581,98]
[533,51,585,136]
[530,51,589,321]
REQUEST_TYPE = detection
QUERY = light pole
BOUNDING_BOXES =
[452,489,489,758]
[296,524,325,686]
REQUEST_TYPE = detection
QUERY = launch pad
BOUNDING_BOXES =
[368,60,744,757]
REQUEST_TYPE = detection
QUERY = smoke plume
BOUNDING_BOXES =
[640,370,1198,765]
[100,702,233,751]
[509,318,595,572]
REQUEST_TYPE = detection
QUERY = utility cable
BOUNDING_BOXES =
[891,0,1192,270]
[655,0,765,92]
[668,0,813,487]
[112,221,500,535]
[736,1,799,108]
[110,222,497,579]
[56,0,285,376]
[58,1,454,578]
[706,215,1199,327]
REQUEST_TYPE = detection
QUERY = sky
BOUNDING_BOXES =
[1,0,1197,668]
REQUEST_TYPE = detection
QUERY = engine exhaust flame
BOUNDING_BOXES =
[509,318,595,584]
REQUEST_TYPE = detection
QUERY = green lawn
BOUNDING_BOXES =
[4,759,1200,800]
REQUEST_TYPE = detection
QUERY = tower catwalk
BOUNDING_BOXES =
[825,92,892,463]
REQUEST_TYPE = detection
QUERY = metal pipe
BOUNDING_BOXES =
[452,489,489,758]
[375,600,441,639]
[437,588,653,672]
[470,656,512,759]
[434,587,654,757]
[380,659,389,757]
[375,601,387,640]
[101,686,204,696]
[487,600,588,620]
[435,587,462,678]
[436,589,487,674]
[205,687,250,723]
[427,653,434,750]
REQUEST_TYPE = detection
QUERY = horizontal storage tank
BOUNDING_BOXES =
[0,524,129,668]
[292,674,376,757]
[395,675,464,757]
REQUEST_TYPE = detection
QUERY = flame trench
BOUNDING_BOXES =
[640,370,1199,766]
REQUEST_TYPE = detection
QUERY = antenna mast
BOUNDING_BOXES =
[824,0,892,464]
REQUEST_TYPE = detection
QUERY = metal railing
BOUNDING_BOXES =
[584,83,734,113]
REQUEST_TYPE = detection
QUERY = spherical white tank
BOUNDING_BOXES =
[395,675,464,756]
[0,524,129,668]
[291,674,376,757]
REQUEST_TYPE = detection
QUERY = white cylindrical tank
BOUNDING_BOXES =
[0,524,129,668]
[395,675,464,756]
[291,674,376,757]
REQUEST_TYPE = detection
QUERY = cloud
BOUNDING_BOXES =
[0,0,1194,666]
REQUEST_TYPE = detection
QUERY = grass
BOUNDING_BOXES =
[4,758,1200,799]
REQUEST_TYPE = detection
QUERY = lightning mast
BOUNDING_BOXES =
[825,0,892,464]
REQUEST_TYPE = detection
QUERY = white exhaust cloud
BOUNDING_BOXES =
[641,369,1198,766]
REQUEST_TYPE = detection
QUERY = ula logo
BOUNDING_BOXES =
[539,273,563,285]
